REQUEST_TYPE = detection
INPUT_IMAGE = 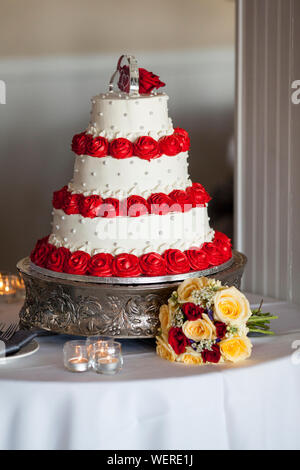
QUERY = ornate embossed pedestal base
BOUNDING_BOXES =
[17,251,247,338]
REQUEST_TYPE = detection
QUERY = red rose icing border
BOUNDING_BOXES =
[53,183,211,218]
[30,232,232,278]
[71,128,190,160]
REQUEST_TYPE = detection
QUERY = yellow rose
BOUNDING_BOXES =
[182,314,216,341]
[219,335,252,363]
[177,277,208,302]
[213,286,252,326]
[159,304,171,334]
[176,351,203,365]
[156,335,176,362]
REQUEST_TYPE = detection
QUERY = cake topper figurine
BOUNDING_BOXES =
[109,54,165,96]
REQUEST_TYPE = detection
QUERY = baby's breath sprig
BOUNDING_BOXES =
[190,339,216,353]
[172,311,185,328]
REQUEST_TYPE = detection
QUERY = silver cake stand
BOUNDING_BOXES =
[17,251,247,338]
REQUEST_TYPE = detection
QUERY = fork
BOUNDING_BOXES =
[0,323,19,342]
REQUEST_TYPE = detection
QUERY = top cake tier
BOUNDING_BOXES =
[86,92,173,142]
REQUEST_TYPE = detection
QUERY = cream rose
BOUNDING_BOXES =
[213,286,252,326]
[156,335,176,362]
[177,277,209,302]
[219,335,252,363]
[182,314,216,341]
[176,351,203,365]
[159,304,172,334]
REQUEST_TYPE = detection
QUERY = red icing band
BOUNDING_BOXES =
[30,232,232,278]
[52,182,211,219]
[71,128,190,160]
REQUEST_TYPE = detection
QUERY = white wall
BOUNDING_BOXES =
[0,49,234,271]
[236,0,300,303]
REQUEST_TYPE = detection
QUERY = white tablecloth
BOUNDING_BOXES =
[0,294,299,450]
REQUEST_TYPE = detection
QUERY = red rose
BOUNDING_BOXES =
[139,252,166,276]
[133,136,160,160]
[30,242,53,268]
[71,132,87,155]
[147,193,172,215]
[186,183,211,207]
[109,138,133,159]
[112,253,142,277]
[202,242,225,266]
[158,134,182,156]
[100,198,120,218]
[34,235,50,250]
[80,195,103,218]
[46,247,70,272]
[214,231,231,247]
[163,249,190,274]
[215,321,227,339]
[62,192,82,215]
[126,195,149,217]
[86,136,109,158]
[174,128,190,152]
[117,66,165,94]
[185,249,210,271]
[52,186,68,210]
[169,189,192,212]
[139,68,166,94]
[201,344,221,364]
[181,302,204,321]
[64,250,90,275]
[214,239,232,262]
[168,327,189,355]
[88,253,114,277]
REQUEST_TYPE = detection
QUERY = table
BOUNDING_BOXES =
[0,294,299,450]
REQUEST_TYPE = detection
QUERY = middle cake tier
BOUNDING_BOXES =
[69,152,191,199]
[49,207,214,257]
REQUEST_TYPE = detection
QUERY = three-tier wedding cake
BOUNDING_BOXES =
[30,55,232,278]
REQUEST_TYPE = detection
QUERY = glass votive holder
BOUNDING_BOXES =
[0,272,18,304]
[63,340,90,373]
[86,336,112,367]
[90,340,123,375]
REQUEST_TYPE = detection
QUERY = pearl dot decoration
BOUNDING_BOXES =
[71,228,76,234]
[61,216,65,220]
[63,237,68,242]
[55,225,60,230]
[98,112,103,117]
[123,113,127,117]
[109,101,112,105]
[91,172,96,176]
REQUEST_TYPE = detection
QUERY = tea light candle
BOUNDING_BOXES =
[90,341,123,375]
[67,357,89,372]
[63,340,90,373]
[0,273,17,303]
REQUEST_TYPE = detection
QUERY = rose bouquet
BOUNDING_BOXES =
[156,277,277,365]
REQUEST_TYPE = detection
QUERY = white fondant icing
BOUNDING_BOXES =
[69,153,191,199]
[49,208,214,257]
[85,92,173,142]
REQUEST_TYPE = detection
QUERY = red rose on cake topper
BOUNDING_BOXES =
[118,66,165,95]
